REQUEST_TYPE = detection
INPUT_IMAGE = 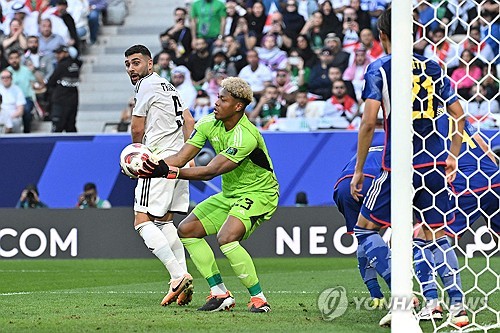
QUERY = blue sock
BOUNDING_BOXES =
[357,245,384,299]
[413,238,438,302]
[354,226,391,288]
[433,236,463,305]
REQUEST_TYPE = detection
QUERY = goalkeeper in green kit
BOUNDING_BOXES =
[139,77,279,313]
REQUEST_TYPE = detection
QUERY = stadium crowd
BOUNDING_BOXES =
[0,0,109,133]
[152,0,499,131]
[0,0,498,134]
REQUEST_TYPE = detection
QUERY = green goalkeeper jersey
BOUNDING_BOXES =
[187,113,279,198]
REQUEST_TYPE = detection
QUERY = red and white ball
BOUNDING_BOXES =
[119,143,155,178]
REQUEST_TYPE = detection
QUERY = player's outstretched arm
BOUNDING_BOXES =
[174,154,239,181]
[139,143,200,178]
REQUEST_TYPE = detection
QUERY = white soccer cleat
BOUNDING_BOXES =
[416,300,443,321]
[379,310,392,327]
[448,303,470,328]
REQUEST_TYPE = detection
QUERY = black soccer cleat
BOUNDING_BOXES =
[197,291,235,312]
[248,297,271,313]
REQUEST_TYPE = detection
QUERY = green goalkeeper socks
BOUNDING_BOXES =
[220,241,261,296]
[181,238,221,286]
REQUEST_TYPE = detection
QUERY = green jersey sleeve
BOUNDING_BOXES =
[220,129,258,164]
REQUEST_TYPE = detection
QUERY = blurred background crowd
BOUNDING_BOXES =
[0,0,498,135]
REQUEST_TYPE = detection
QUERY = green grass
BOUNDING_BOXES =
[0,258,498,332]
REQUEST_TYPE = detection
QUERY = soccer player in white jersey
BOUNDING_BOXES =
[124,44,195,306]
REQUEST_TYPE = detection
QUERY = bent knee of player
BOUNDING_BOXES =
[177,218,206,238]
[216,232,242,246]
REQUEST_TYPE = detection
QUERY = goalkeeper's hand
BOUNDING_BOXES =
[139,159,179,179]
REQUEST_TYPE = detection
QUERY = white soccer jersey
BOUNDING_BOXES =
[133,72,186,156]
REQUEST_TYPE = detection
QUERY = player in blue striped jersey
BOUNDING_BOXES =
[349,7,465,327]
[333,146,385,306]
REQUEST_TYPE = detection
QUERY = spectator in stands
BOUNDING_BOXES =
[481,66,499,101]
[16,184,48,208]
[162,7,192,57]
[238,48,273,100]
[6,2,39,37]
[273,68,298,106]
[286,89,323,118]
[300,11,329,54]
[190,89,214,121]
[328,65,355,100]
[153,32,172,64]
[47,45,82,132]
[186,38,211,86]
[223,34,248,73]
[153,51,172,80]
[224,0,243,37]
[466,84,499,129]
[202,68,228,106]
[341,6,360,53]
[190,0,226,48]
[233,16,256,52]
[317,0,343,38]
[450,49,482,99]
[441,0,479,37]
[117,96,134,132]
[461,26,495,65]
[2,18,28,55]
[38,19,65,64]
[286,48,309,90]
[87,0,108,45]
[77,182,111,209]
[248,84,286,127]
[55,0,80,52]
[307,47,335,100]
[256,34,288,72]
[206,50,237,79]
[0,69,26,133]
[323,33,349,72]
[357,28,383,61]
[264,11,294,49]
[171,65,197,109]
[350,0,371,32]
[7,50,42,133]
[245,0,266,46]
[295,34,318,68]
[282,0,306,40]
[479,6,499,67]
[423,26,459,70]
[67,0,90,43]
[342,45,369,102]
[22,35,52,119]
[322,79,359,129]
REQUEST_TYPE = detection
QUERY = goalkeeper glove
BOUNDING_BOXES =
[139,159,179,179]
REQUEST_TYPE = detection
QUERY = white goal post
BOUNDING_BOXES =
[391,0,420,332]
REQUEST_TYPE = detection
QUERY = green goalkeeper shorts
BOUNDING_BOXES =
[193,191,279,240]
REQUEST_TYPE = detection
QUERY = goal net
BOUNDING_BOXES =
[395,0,500,331]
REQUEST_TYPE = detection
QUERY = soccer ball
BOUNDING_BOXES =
[119,143,155,178]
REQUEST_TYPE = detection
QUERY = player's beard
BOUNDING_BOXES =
[130,70,148,85]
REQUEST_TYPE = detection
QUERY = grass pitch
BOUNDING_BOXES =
[0,257,498,332]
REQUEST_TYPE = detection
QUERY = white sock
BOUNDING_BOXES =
[135,221,185,279]
[210,283,228,296]
[253,292,267,302]
[156,220,187,271]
